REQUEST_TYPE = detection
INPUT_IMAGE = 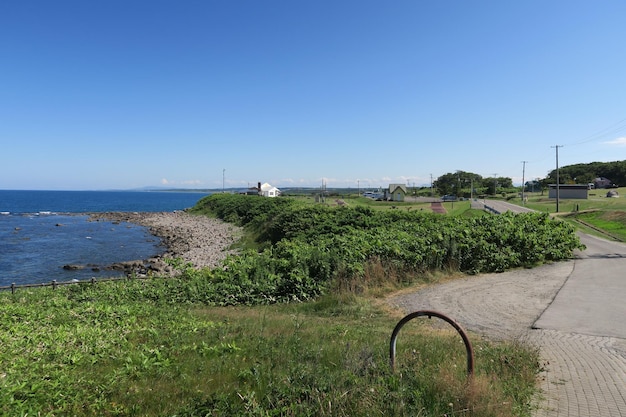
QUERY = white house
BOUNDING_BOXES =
[260,182,281,197]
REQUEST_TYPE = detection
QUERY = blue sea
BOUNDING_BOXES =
[0,190,210,287]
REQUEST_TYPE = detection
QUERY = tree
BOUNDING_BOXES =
[482,176,513,195]
[434,171,483,197]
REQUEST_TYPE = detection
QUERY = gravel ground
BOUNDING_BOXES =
[89,211,242,273]
[388,261,574,341]
[387,259,626,417]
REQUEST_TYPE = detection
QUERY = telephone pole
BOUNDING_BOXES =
[521,161,528,205]
[430,174,434,198]
[551,145,562,212]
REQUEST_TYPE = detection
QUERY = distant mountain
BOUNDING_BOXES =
[129,186,216,193]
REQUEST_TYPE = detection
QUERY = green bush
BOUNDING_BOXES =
[184,195,585,304]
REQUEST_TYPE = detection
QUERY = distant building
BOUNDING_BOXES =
[260,182,280,197]
[594,177,613,189]
[548,184,588,199]
[386,184,407,202]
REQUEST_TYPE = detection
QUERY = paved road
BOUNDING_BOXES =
[480,198,536,214]
[535,233,626,338]
[532,234,626,417]
[390,205,626,416]
[481,204,626,416]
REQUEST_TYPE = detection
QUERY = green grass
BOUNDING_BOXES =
[290,194,487,217]
[504,187,626,213]
[502,187,626,241]
[2,194,573,416]
[568,210,626,241]
[0,282,540,416]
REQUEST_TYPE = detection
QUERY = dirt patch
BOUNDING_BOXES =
[430,202,447,214]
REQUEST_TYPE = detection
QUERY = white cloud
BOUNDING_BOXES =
[161,178,171,185]
[604,137,626,146]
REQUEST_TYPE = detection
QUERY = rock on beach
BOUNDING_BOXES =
[88,211,241,276]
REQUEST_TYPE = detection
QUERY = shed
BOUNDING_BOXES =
[386,184,407,202]
[548,184,588,199]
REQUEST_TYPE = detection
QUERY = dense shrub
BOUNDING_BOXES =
[182,195,585,304]
[185,194,582,304]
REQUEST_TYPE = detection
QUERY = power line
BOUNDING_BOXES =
[567,117,626,147]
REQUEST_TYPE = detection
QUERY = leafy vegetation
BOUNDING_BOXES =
[500,185,626,241]
[189,194,584,302]
[1,192,581,415]
[0,286,540,416]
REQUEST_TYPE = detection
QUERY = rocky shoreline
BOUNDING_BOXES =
[87,211,241,277]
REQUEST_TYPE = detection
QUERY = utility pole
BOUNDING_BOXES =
[430,174,434,198]
[551,145,562,212]
[493,173,498,197]
[521,161,527,205]
[222,168,225,193]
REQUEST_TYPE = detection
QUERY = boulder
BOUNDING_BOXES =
[63,264,85,270]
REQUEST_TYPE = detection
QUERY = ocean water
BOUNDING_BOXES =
[0,190,209,286]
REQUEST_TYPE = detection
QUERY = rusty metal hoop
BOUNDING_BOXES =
[389,310,474,377]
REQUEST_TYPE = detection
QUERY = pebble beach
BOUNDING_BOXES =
[89,211,241,275]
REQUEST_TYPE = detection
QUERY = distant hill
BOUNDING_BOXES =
[547,160,626,186]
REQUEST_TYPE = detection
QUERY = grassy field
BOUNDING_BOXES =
[0,282,539,416]
[291,194,484,217]
[501,186,626,241]
[0,193,594,416]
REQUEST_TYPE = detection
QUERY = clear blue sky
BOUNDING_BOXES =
[2,1,626,190]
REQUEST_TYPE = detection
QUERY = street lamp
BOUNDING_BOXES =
[222,169,225,193]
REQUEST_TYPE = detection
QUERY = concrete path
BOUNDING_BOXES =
[481,198,536,214]
[532,234,626,416]
[389,229,626,416]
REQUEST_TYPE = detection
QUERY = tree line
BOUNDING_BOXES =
[433,171,514,197]
[545,160,626,187]
[434,160,626,196]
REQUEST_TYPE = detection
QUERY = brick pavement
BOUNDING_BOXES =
[389,247,626,416]
[531,330,626,416]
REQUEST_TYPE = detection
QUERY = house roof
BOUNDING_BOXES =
[261,182,279,191]
[548,184,588,189]
[388,184,407,194]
